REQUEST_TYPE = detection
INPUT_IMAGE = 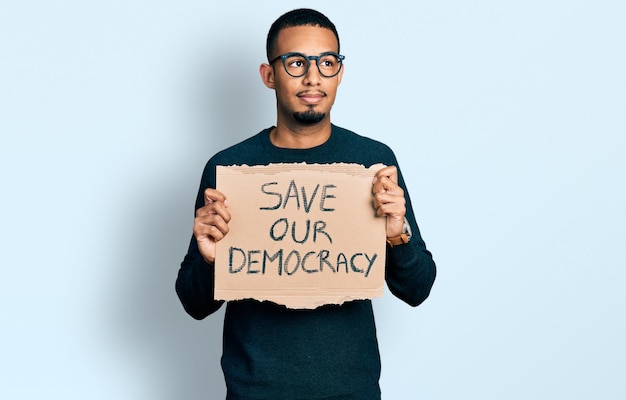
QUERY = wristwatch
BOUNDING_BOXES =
[386,218,412,247]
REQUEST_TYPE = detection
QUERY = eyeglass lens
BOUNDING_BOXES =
[284,54,342,77]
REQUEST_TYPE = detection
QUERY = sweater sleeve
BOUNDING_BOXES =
[175,159,225,319]
[383,163,437,307]
[175,235,224,319]
[385,226,436,307]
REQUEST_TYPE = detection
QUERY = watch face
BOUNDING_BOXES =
[402,217,412,238]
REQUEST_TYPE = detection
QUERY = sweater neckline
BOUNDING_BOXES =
[260,125,337,154]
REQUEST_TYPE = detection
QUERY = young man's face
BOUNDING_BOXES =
[263,25,343,126]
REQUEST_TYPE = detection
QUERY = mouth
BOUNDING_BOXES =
[296,91,327,104]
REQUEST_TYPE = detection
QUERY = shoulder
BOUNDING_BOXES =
[208,129,269,166]
[331,124,398,165]
[333,125,394,152]
[197,128,270,188]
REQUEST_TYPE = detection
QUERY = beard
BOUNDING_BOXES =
[293,108,326,124]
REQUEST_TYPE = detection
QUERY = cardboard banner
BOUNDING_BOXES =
[215,163,387,309]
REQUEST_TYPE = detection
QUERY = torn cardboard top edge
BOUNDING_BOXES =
[218,162,387,176]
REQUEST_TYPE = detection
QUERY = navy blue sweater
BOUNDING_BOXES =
[176,125,436,400]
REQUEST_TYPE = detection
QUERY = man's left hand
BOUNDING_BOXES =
[372,165,406,238]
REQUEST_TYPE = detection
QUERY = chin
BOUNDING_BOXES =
[293,110,326,124]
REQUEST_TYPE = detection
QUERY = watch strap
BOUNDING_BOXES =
[386,233,410,247]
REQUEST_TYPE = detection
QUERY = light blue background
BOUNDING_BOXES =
[1,1,624,399]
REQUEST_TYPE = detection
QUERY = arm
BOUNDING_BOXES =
[176,167,231,319]
[176,237,224,319]
[373,166,436,307]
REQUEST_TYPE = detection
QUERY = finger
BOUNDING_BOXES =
[197,201,232,223]
[195,223,227,243]
[194,214,230,241]
[373,182,405,207]
[374,194,406,215]
[374,165,398,184]
[374,189,405,204]
[204,188,227,206]
[375,201,405,218]
[372,176,393,195]
[372,167,399,194]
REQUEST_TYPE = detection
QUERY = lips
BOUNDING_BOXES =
[297,91,327,104]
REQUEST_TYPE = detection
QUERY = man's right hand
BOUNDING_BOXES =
[193,188,231,264]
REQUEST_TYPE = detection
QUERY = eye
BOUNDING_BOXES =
[285,55,307,69]
[320,56,338,68]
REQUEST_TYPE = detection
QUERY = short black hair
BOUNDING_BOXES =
[266,8,340,61]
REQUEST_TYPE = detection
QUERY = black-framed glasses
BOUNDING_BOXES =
[269,52,345,78]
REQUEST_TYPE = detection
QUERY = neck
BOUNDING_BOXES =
[270,119,332,149]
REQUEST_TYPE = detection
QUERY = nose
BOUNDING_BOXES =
[302,59,322,85]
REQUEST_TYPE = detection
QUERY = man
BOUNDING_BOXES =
[176,8,436,400]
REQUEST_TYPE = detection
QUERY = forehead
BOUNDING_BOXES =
[275,25,339,55]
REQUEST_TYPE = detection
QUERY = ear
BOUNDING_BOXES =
[259,63,275,89]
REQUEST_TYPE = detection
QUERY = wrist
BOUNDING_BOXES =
[386,218,412,247]
[386,232,410,247]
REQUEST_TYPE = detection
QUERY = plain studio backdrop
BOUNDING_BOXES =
[1,1,624,399]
